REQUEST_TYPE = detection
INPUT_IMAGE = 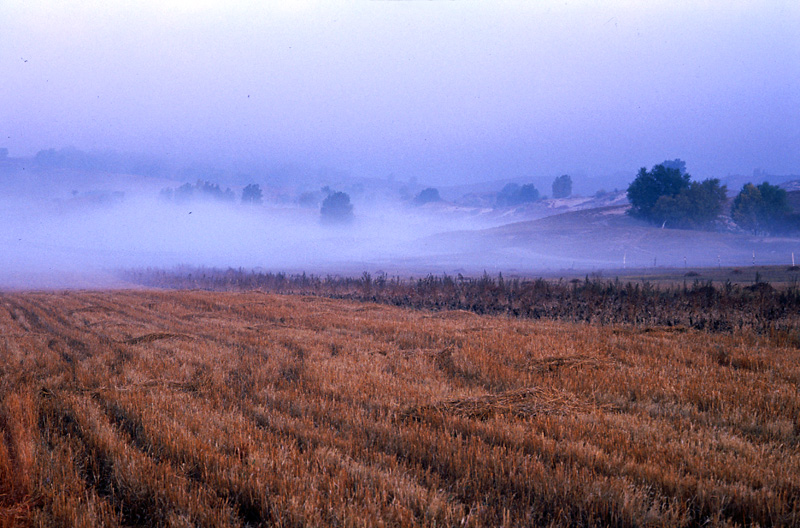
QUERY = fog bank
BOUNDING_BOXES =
[0,175,506,288]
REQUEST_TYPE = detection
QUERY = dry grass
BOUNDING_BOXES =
[1,289,799,526]
[125,267,800,335]
[123,332,190,345]
[403,386,601,421]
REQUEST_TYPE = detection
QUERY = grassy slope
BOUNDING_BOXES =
[1,290,799,527]
[429,205,800,271]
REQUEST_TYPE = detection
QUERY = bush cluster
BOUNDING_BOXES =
[627,162,726,229]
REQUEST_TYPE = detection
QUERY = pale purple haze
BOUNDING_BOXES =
[1,1,800,287]
[2,1,798,182]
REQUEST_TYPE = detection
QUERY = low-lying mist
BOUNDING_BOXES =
[0,183,503,289]
[3,168,800,290]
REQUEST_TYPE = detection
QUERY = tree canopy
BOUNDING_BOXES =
[552,174,572,199]
[496,183,540,207]
[627,162,726,229]
[160,180,235,204]
[241,183,263,204]
[320,191,354,224]
[660,159,687,175]
[650,178,727,229]
[731,182,792,234]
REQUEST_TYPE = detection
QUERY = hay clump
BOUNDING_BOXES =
[123,332,189,345]
[404,386,597,421]
[526,354,614,373]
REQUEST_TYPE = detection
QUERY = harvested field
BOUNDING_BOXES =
[402,386,602,421]
[1,289,799,526]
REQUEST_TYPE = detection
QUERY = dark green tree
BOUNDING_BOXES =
[651,178,727,229]
[731,182,791,234]
[320,191,354,224]
[552,174,572,198]
[627,162,727,229]
[627,164,691,221]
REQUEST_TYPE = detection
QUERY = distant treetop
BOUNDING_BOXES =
[660,159,687,175]
[496,183,540,207]
[160,179,236,204]
[320,191,354,224]
[552,174,572,199]
[414,187,442,205]
[242,183,263,204]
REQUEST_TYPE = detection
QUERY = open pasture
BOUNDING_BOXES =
[1,290,799,526]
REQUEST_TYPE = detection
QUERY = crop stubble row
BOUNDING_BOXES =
[1,290,799,526]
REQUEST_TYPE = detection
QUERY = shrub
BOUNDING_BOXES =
[320,192,354,224]
[242,183,263,204]
[496,183,539,207]
[414,188,442,205]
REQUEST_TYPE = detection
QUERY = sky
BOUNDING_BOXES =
[2,0,799,184]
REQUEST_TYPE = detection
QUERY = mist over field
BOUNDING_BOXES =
[0,179,491,287]
[3,162,800,290]
[2,1,799,286]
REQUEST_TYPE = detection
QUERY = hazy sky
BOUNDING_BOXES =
[2,0,799,183]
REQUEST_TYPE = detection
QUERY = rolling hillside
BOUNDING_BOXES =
[425,205,800,272]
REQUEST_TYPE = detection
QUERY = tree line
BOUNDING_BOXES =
[627,159,798,234]
[160,180,264,205]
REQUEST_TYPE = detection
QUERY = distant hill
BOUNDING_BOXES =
[436,189,630,226]
[723,173,800,195]
[779,180,800,192]
[421,204,800,273]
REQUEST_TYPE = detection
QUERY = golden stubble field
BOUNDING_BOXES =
[1,290,799,527]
